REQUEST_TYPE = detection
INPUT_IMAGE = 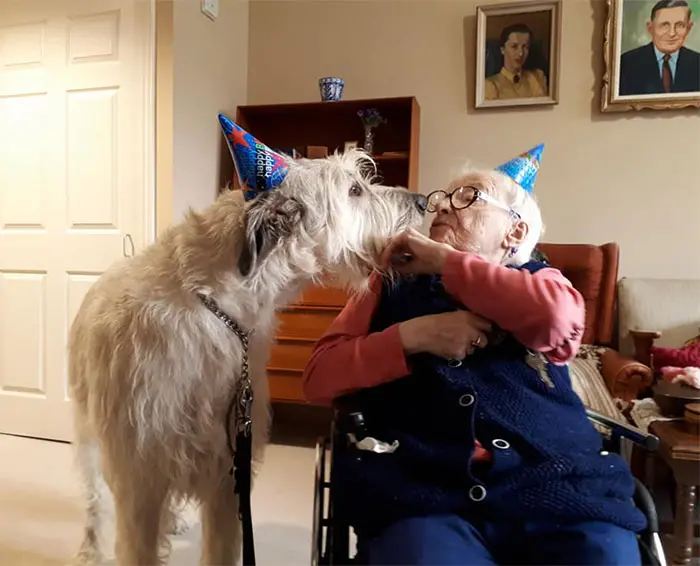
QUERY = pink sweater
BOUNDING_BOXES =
[303,251,586,404]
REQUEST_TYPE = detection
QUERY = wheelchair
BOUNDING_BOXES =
[311,406,667,566]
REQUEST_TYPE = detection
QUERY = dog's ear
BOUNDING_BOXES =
[238,192,306,277]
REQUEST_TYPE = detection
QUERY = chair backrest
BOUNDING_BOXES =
[617,277,700,358]
[537,243,619,347]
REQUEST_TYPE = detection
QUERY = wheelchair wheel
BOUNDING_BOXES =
[311,437,330,566]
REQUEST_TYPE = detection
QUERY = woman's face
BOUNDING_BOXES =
[428,173,513,261]
[501,31,531,72]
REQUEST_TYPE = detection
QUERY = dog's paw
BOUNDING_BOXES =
[67,549,108,566]
[69,530,110,566]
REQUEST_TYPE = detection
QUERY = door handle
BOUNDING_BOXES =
[123,233,135,258]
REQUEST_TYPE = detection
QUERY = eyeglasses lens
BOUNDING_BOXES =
[427,191,446,213]
[452,187,476,209]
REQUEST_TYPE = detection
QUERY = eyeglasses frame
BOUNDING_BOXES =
[425,186,521,220]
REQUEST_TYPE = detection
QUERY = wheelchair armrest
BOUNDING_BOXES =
[586,408,659,452]
[334,404,661,451]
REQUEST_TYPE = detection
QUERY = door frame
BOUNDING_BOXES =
[140,0,157,245]
[154,0,177,236]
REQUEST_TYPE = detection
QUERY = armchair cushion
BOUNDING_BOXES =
[570,346,625,421]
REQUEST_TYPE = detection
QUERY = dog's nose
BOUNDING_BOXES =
[413,194,428,214]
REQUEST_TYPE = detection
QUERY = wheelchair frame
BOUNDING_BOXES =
[311,408,667,566]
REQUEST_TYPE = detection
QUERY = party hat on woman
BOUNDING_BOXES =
[495,144,544,194]
[218,113,289,200]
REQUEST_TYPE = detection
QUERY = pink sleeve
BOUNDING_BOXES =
[441,251,586,365]
[301,274,410,406]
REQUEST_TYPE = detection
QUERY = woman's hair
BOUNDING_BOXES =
[499,23,533,48]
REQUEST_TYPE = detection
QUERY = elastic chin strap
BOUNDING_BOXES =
[498,246,517,266]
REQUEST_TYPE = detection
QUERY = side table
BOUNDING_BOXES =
[649,420,700,565]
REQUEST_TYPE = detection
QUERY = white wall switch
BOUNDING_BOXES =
[201,0,219,21]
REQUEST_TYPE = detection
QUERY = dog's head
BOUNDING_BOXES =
[238,149,426,289]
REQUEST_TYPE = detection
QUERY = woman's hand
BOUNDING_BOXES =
[382,229,454,275]
[399,311,492,360]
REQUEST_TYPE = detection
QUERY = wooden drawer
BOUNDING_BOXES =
[269,339,316,372]
[277,308,341,341]
[293,281,348,307]
[268,370,304,403]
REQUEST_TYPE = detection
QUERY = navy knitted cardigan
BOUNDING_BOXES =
[334,260,646,538]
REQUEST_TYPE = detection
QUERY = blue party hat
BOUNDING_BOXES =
[495,144,544,194]
[218,113,289,200]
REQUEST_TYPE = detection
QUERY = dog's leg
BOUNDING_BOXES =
[112,476,168,566]
[72,419,113,566]
[199,475,242,566]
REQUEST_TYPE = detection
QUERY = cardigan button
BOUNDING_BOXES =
[469,484,487,502]
[492,438,510,450]
[600,450,609,456]
[459,393,475,407]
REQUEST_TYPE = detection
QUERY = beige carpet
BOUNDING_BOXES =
[0,434,316,566]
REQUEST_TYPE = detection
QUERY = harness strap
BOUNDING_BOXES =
[197,293,256,566]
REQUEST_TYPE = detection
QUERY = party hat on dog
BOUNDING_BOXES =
[495,143,544,194]
[218,113,289,200]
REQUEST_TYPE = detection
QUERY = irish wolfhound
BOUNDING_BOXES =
[68,145,426,565]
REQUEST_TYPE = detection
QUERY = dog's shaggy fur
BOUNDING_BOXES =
[68,150,425,566]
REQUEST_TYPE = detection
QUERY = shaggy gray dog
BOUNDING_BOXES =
[68,149,426,566]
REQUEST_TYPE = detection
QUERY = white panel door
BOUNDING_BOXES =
[0,0,154,441]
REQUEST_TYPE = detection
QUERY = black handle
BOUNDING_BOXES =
[586,408,660,452]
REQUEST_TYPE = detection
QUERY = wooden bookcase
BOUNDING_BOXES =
[234,96,421,405]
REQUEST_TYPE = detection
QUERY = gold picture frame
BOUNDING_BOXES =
[601,0,700,112]
[475,0,562,109]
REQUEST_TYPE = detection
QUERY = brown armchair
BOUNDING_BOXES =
[538,243,653,402]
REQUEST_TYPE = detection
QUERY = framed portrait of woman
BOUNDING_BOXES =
[601,0,700,112]
[475,0,562,109]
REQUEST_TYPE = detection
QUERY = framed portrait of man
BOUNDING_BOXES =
[475,0,562,109]
[602,0,700,111]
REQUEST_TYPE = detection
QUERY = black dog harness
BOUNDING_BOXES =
[197,293,256,566]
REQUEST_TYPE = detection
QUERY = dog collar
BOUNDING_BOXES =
[196,293,251,344]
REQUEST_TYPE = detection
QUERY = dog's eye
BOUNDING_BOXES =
[349,183,363,197]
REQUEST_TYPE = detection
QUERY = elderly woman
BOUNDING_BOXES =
[301,145,645,566]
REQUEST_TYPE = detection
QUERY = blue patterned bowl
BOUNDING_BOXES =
[319,77,345,102]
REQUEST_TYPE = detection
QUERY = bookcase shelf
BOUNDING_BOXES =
[235,96,420,191]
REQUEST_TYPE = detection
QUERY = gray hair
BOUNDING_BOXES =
[651,0,691,20]
[449,165,544,266]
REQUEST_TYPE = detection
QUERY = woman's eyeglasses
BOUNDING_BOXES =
[426,186,521,219]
